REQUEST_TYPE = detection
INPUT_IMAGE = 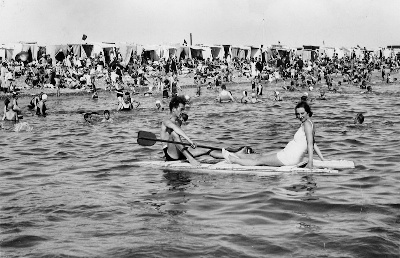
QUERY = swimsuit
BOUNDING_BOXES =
[277,120,313,166]
[163,146,187,161]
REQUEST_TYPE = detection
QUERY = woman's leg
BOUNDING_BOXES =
[228,151,284,167]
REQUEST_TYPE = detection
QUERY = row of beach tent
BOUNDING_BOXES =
[1,42,399,64]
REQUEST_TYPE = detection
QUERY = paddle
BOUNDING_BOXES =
[137,131,221,151]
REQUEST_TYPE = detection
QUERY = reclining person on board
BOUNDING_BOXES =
[161,96,250,166]
[222,102,325,169]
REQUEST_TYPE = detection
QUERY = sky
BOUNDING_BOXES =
[0,0,399,48]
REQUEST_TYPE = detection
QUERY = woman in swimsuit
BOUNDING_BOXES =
[223,102,325,169]
[2,98,18,122]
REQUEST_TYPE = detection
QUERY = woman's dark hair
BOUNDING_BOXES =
[295,101,313,117]
[169,96,187,112]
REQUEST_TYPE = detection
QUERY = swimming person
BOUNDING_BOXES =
[354,113,364,124]
[222,102,325,169]
[36,94,48,116]
[274,91,283,101]
[250,92,262,103]
[28,93,42,110]
[241,91,250,103]
[101,110,113,122]
[83,113,93,124]
[156,100,165,111]
[318,91,327,100]
[300,92,309,103]
[2,98,18,121]
[217,84,235,102]
[117,92,140,111]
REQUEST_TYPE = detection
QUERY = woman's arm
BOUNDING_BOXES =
[304,121,315,168]
[313,143,325,161]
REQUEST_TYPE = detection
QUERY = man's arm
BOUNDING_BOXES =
[163,119,196,147]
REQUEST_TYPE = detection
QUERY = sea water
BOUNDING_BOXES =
[1,82,399,257]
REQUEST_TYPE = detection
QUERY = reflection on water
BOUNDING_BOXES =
[1,84,400,257]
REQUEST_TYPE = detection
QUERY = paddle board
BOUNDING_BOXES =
[132,160,340,175]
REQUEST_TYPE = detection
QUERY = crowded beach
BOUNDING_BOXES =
[1,42,399,131]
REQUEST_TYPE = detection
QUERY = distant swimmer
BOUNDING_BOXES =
[300,92,309,103]
[241,91,250,103]
[216,84,235,102]
[92,91,99,99]
[83,112,93,124]
[318,91,327,100]
[101,110,113,123]
[2,98,18,121]
[117,92,140,111]
[156,100,165,111]
[36,94,48,116]
[256,83,263,96]
[28,93,42,110]
[274,91,283,101]
[250,92,262,103]
[354,113,364,124]
[196,85,201,97]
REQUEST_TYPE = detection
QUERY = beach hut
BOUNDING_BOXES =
[250,46,261,59]
[0,44,15,61]
[160,45,177,60]
[142,45,162,61]
[6,42,39,62]
[175,45,190,60]
[190,45,204,60]
[301,45,319,61]
[118,43,137,65]
[209,45,224,60]
[387,45,400,59]
[320,46,336,59]
[45,44,69,62]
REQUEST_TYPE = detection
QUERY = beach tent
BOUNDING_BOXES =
[382,48,393,59]
[222,45,231,60]
[7,42,39,62]
[209,45,224,60]
[176,45,190,60]
[201,46,212,60]
[118,43,137,65]
[250,46,261,59]
[66,43,94,59]
[190,45,204,60]
[0,44,15,61]
[143,45,162,61]
[301,45,319,61]
[230,46,250,59]
[44,44,69,62]
[160,45,177,60]
[320,46,335,59]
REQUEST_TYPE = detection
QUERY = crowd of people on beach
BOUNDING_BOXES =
[0,46,398,137]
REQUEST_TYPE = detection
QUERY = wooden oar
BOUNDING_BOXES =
[137,131,221,151]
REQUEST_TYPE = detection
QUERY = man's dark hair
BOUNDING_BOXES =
[169,96,186,112]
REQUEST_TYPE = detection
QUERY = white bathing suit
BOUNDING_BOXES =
[277,120,313,166]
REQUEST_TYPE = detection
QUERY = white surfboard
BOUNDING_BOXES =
[132,160,343,176]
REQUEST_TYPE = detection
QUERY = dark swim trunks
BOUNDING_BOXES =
[163,147,187,161]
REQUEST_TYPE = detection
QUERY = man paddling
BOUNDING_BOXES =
[160,96,252,166]
[161,96,201,166]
